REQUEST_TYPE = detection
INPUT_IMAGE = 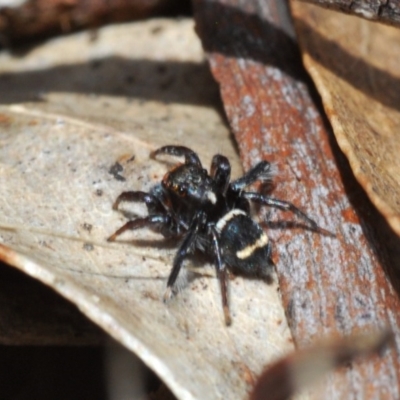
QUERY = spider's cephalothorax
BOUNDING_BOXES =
[107,146,331,325]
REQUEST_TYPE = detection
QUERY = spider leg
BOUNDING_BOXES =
[151,145,201,167]
[230,161,272,191]
[112,191,164,214]
[210,154,231,193]
[107,215,171,242]
[243,192,334,236]
[163,212,204,301]
[211,227,231,325]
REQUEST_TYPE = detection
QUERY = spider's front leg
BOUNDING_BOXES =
[112,190,165,215]
[107,215,173,242]
[108,190,178,241]
[151,145,201,167]
[243,192,334,236]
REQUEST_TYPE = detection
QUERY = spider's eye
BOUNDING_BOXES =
[178,186,187,196]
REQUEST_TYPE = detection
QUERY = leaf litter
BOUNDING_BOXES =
[0,19,298,400]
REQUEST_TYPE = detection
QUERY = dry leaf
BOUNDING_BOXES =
[0,19,296,400]
[292,1,400,237]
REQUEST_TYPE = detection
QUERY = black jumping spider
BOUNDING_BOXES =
[108,146,331,325]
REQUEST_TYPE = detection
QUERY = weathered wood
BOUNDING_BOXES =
[0,0,181,45]
[193,0,400,397]
[296,0,400,27]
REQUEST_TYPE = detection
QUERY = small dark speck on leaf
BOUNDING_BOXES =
[82,223,93,233]
[83,243,94,251]
[108,162,126,181]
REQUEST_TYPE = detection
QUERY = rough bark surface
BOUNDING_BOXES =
[297,0,400,26]
[193,0,400,398]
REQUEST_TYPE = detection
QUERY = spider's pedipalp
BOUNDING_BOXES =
[151,145,201,166]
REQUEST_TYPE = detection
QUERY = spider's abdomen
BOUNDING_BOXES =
[215,209,272,275]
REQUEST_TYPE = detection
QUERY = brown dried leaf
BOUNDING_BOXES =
[0,19,296,400]
[292,1,400,236]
